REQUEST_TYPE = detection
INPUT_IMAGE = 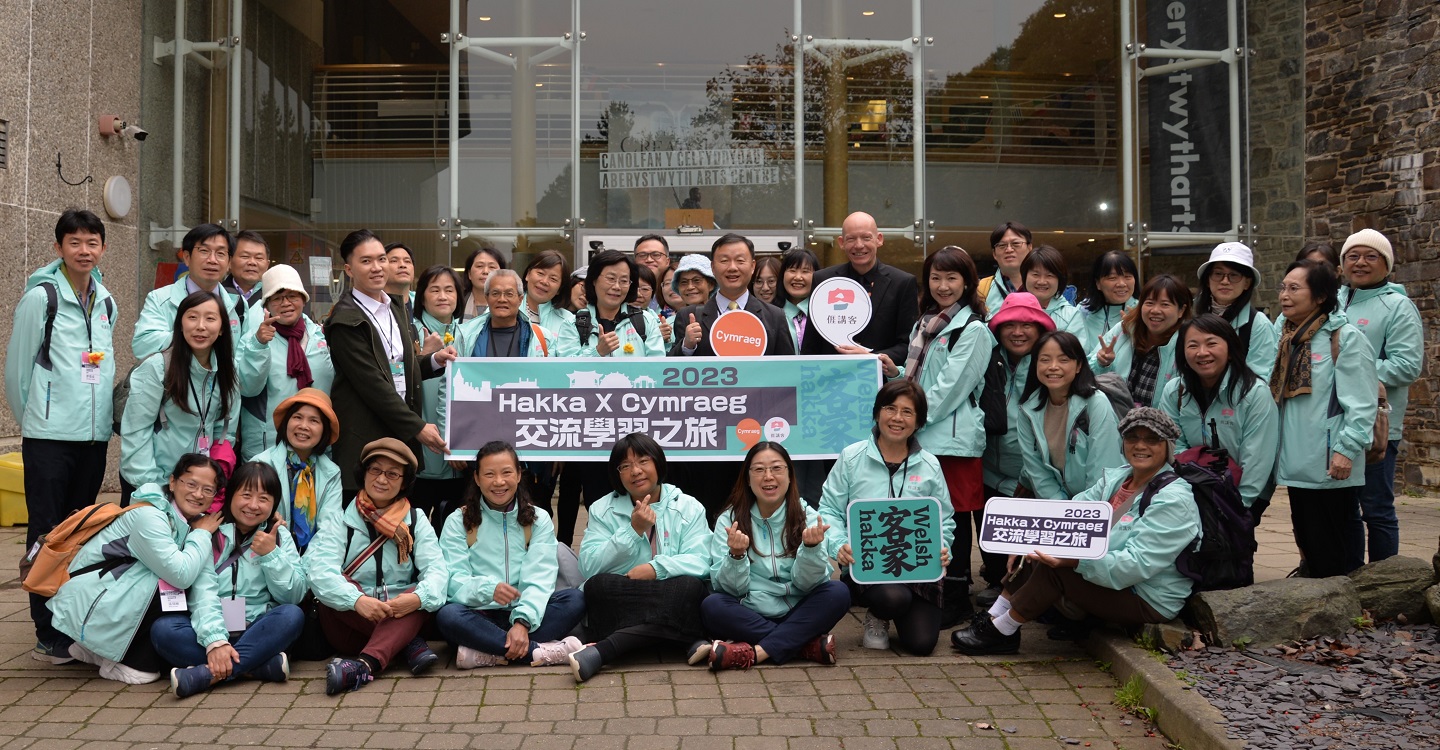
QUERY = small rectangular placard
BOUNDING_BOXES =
[845,497,944,585]
[978,497,1112,560]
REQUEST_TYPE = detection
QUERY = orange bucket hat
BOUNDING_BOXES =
[272,387,341,437]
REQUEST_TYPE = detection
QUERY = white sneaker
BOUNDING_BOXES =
[454,646,508,670]
[861,612,891,650]
[68,642,101,666]
[97,657,161,685]
[530,636,584,667]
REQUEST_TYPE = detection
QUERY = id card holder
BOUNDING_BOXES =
[220,597,248,632]
[390,360,406,398]
[80,353,102,385]
[158,579,188,612]
[196,434,212,456]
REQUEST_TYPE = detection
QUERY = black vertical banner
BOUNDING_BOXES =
[1146,0,1233,236]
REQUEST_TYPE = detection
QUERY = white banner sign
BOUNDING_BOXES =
[978,497,1113,560]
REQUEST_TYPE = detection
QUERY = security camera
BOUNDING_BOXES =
[588,240,605,252]
[777,241,793,252]
[121,124,148,141]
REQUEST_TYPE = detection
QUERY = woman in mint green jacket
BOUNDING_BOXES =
[154,462,306,698]
[253,388,343,554]
[1020,246,1085,338]
[436,442,585,669]
[1018,332,1125,500]
[1090,274,1193,407]
[409,265,473,519]
[52,454,224,684]
[1159,315,1279,513]
[569,433,712,683]
[234,265,333,460]
[697,442,850,670]
[1193,242,1278,382]
[1272,260,1377,578]
[120,292,241,504]
[951,408,1201,655]
[1078,251,1139,355]
[574,251,667,358]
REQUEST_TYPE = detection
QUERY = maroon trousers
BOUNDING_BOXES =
[317,603,428,670]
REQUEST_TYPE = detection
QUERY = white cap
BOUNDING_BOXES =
[1197,242,1259,286]
[260,264,309,304]
[1341,228,1394,272]
[670,254,715,296]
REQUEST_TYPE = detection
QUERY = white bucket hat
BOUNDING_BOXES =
[670,254,715,296]
[1197,242,1259,286]
[260,264,310,305]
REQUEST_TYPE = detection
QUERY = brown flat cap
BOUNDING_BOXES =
[359,437,418,471]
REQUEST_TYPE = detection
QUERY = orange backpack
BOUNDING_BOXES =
[21,502,137,596]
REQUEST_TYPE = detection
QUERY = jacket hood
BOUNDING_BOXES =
[1346,281,1409,301]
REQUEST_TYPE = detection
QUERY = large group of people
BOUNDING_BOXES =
[4,208,1422,696]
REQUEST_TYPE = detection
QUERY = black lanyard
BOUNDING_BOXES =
[215,539,249,598]
[360,297,401,361]
[188,375,214,431]
[887,454,910,499]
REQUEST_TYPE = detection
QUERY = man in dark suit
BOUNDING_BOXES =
[800,211,918,363]
[670,232,796,357]
[324,229,456,495]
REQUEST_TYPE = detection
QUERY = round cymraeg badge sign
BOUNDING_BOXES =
[735,418,763,449]
[764,417,791,442]
[709,309,767,356]
[810,276,873,349]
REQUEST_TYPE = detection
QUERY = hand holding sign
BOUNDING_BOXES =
[810,277,874,350]
[801,515,829,547]
[978,497,1112,560]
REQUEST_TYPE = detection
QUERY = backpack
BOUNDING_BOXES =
[1135,445,1255,592]
[576,307,647,345]
[1093,373,1135,423]
[968,343,1009,436]
[1326,330,1389,464]
[1235,307,1259,363]
[21,502,138,596]
[111,352,166,436]
[34,281,115,372]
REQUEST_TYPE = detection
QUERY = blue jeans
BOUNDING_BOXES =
[151,604,304,676]
[1356,439,1401,563]
[435,589,586,663]
[699,580,851,665]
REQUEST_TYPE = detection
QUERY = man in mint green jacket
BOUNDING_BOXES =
[4,210,118,663]
[132,224,247,360]
[1337,229,1424,563]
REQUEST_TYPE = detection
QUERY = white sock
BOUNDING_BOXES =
[992,611,1021,636]
[987,596,1012,619]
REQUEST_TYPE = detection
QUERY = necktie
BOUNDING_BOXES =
[795,312,807,345]
[727,301,738,311]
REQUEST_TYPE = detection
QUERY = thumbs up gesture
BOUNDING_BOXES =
[1096,334,1118,368]
[683,313,702,349]
[801,514,830,548]
[257,314,279,344]
[421,330,444,357]
[726,521,750,558]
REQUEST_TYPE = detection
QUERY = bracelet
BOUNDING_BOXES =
[729,551,746,560]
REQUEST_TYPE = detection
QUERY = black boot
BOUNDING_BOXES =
[950,615,1021,655]
[974,584,1003,608]
[939,578,975,629]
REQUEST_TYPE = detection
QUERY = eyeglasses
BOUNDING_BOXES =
[1210,271,1247,284]
[191,247,230,261]
[677,276,709,288]
[366,466,404,482]
[879,404,917,420]
[176,478,218,498]
[617,456,655,474]
[635,251,668,262]
[748,464,787,478]
[636,285,653,295]
[1343,252,1382,264]
[486,289,520,300]
[1122,433,1165,446]
[993,241,1028,251]
[598,274,630,288]
[1276,284,1307,295]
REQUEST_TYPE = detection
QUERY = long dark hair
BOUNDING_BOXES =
[461,247,508,310]
[1122,274,1193,355]
[522,249,572,309]
[1195,261,1256,324]
[919,246,983,315]
[461,441,535,532]
[220,462,283,529]
[1080,250,1139,313]
[1022,331,1100,409]
[724,442,804,558]
[1175,315,1257,409]
[414,264,465,323]
[164,291,235,420]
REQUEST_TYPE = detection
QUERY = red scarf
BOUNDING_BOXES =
[274,320,315,390]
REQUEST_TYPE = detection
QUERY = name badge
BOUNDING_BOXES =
[158,579,188,612]
[390,360,406,397]
[80,353,102,384]
[221,596,248,632]
[196,435,212,456]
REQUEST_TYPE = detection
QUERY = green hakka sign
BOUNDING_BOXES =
[846,497,945,585]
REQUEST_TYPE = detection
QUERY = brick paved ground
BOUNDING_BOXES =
[0,490,1429,750]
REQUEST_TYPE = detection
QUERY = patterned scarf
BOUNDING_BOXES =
[273,319,314,390]
[1127,347,1162,407]
[353,490,415,565]
[904,302,964,380]
[287,452,317,548]
[1270,312,1328,402]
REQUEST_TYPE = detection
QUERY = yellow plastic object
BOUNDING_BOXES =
[0,453,27,527]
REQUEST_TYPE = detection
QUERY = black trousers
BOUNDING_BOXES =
[23,438,108,643]
[554,463,611,546]
[409,476,467,524]
[1289,485,1364,578]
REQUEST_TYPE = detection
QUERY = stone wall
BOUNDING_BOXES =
[0,0,144,488]
[1247,0,1308,312]
[1304,0,1440,488]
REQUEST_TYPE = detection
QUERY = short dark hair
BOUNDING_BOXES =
[872,380,929,429]
[607,432,668,496]
[1283,259,1340,316]
[461,246,509,303]
[1296,241,1339,268]
[585,249,639,308]
[1021,331,1100,409]
[384,242,415,263]
[221,462,283,528]
[634,234,670,252]
[779,248,820,304]
[521,250,573,311]
[710,232,755,259]
[636,263,657,290]
[182,223,234,256]
[277,400,334,454]
[1020,245,1069,296]
[414,264,465,321]
[354,451,417,495]
[989,221,1032,248]
[1081,250,1139,313]
[168,453,227,486]
[54,209,106,244]
[235,230,269,251]
[339,229,381,262]
[919,246,983,314]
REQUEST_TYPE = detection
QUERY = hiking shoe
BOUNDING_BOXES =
[33,639,75,665]
[455,646,508,670]
[685,639,713,666]
[251,652,289,683]
[950,616,1021,656]
[67,641,100,666]
[799,634,837,665]
[861,612,891,650]
[531,636,584,667]
[325,658,373,695]
[170,665,213,699]
[568,645,603,683]
[403,637,440,676]
[98,658,161,685]
[708,641,756,672]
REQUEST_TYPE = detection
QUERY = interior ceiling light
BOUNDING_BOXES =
[862,10,876,16]
[479,16,492,21]
[1054,12,1067,18]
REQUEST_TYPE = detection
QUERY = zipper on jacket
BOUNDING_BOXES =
[502,515,511,588]
[44,382,51,420]
[79,587,109,640]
